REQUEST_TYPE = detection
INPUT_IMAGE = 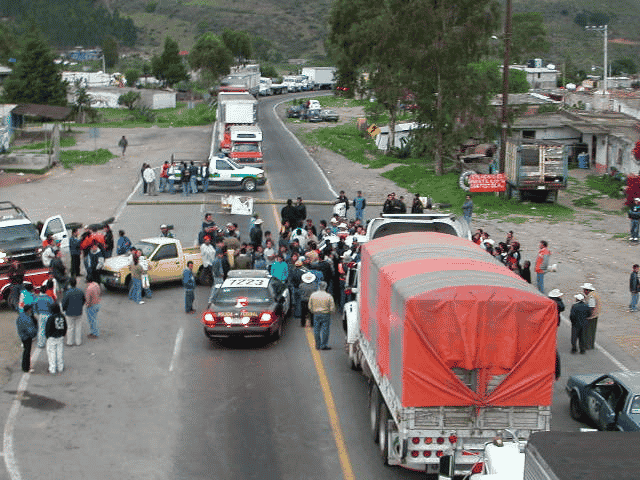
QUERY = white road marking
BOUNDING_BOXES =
[561,314,630,372]
[3,348,42,480]
[271,97,338,198]
[169,327,184,372]
[115,177,142,221]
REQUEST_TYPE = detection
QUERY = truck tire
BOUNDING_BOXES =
[242,178,257,192]
[378,403,390,464]
[370,385,381,443]
[570,394,583,421]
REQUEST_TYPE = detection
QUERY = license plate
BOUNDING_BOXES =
[226,316,245,324]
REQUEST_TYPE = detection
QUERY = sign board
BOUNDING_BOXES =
[469,173,506,193]
[221,195,254,215]
[367,124,381,137]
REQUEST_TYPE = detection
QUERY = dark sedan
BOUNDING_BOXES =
[566,371,640,431]
[286,105,305,118]
[320,109,339,122]
[201,270,290,340]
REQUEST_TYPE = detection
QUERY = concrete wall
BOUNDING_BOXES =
[140,90,176,110]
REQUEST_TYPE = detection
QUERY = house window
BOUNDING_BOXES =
[522,130,536,139]
[538,73,541,79]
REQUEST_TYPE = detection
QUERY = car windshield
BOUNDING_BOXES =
[225,157,242,169]
[213,287,272,305]
[135,241,157,258]
[233,143,260,153]
[0,223,40,244]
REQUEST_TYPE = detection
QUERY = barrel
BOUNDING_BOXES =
[578,153,589,169]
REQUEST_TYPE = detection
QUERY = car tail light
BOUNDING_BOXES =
[423,451,431,457]
[347,262,356,268]
[411,437,420,444]
[260,312,273,323]
[471,462,484,474]
[410,451,419,458]
[449,435,457,444]
[436,437,445,444]
[436,451,444,458]
[424,437,432,444]
[202,312,217,325]
[344,289,352,295]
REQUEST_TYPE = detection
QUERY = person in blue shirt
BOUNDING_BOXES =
[33,287,55,348]
[270,255,289,283]
[116,230,133,255]
[353,191,366,222]
[69,228,82,277]
[182,261,196,314]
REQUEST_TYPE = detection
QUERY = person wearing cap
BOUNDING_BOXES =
[570,293,590,354]
[309,281,336,350]
[250,218,264,249]
[581,283,600,350]
[630,264,640,312]
[535,240,551,293]
[548,289,565,326]
[300,272,317,327]
[629,198,640,241]
[160,224,175,238]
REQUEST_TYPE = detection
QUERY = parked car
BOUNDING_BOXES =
[320,109,339,122]
[566,371,640,431]
[305,109,322,122]
[286,105,305,118]
[201,270,291,341]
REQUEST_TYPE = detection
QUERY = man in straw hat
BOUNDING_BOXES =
[548,289,565,326]
[569,293,590,354]
[581,282,600,350]
[299,272,317,327]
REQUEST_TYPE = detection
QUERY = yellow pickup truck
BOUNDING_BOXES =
[98,237,202,289]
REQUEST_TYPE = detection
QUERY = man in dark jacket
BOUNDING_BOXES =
[62,278,85,346]
[50,248,68,295]
[548,289,565,326]
[16,304,37,372]
[69,228,82,277]
[294,197,307,228]
[45,303,68,374]
[569,293,591,354]
[249,219,263,249]
[281,199,298,229]
[630,264,640,312]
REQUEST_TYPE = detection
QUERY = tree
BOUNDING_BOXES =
[72,85,97,123]
[470,60,530,94]
[510,13,550,64]
[611,58,637,76]
[260,63,278,78]
[125,69,140,88]
[151,36,189,87]
[0,23,17,64]
[221,29,253,63]
[102,35,118,70]
[118,91,141,110]
[2,30,67,106]
[189,33,233,82]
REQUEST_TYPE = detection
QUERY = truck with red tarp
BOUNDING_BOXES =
[345,232,557,475]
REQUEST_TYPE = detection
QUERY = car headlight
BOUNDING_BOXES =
[257,173,264,179]
[0,251,6,264]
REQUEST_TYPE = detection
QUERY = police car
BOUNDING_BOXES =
[201,270,290,340]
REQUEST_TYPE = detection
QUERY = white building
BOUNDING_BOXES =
[508,64,560,90]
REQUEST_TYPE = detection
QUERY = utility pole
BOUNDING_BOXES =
[585,24,608,95]
[498,0,512,175]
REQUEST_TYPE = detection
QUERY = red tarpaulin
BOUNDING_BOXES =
[360,232,557,408]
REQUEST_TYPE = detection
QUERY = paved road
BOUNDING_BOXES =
[0,93,636,480]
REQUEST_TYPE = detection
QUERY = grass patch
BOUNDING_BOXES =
[75,103,216,128]
[289,96,368,109]
[572,195,598,207]
[303,123,377,165]
[13,137,76,151]
[585,174,626,199]
[59,149,115,169]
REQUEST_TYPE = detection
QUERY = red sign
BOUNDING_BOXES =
[469,174,506,192]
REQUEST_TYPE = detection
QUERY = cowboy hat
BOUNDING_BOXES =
[302,272,316,284]
[548,289,563,298]
[580,283,595,291]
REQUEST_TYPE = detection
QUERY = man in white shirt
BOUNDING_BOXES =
[143,165,157,196]
[200,236,216,285]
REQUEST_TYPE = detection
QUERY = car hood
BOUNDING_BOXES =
[235,165,264,175]
[103,255,131,271]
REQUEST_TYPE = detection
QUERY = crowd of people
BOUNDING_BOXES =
[11,224,111,375]
[141,160,210,196]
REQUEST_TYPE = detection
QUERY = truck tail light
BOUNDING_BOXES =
[422,451,431,457]
[424,437,433,444]
[436,451,444,458]
[436,437,445,444]
[411,437,420,444]
[449,435,458,444]
[344,288,352,296]
[471,462,484,474]
[410,451,419,458]
[260,312,273,323]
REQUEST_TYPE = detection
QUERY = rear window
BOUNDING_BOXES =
[214,287,272,305]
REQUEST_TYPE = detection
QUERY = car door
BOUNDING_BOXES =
[214,158,239,187]
[147,243,181,282]
[41,215,69,251]
[586,377,617,430]
[615,393,640,431]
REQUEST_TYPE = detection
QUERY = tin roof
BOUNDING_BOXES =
[12,104,71,120]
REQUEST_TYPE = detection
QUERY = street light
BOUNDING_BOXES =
[585,25,608,95]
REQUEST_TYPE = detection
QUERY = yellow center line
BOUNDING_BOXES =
[265,181,355,480]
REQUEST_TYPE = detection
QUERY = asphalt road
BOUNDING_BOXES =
[0,93,636,480]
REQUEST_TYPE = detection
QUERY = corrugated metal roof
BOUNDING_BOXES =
[12,104,71,120]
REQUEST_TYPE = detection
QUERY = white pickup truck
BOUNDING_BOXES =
[170,153,266,192]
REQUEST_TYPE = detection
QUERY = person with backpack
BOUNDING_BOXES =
[116,230,133,255]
